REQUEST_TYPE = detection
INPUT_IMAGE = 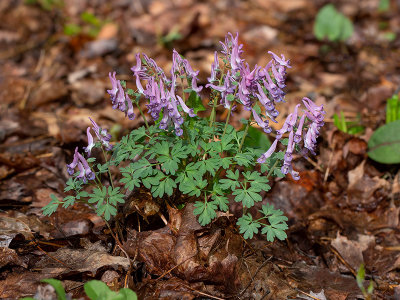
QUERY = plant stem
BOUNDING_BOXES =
[238,115,253,153]
[266,159,280,180]
[101,146,114,189]
[135,98,150,131]
[222,101,234,139]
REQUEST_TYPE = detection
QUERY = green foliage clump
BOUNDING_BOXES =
[314,4,354,42]
[368,94,400,164]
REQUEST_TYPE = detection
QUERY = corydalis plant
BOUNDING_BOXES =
[44,32,325,241]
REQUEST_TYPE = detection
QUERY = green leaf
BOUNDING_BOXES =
[178,162,205,182]
[340,16,354,41]
[233,188,262,208]
[378,0,390,12]
[118,288,138,300]
[203,157,221,176]
[237,214,261,239]
[226,94,235,102]
[42,194,61,216]
[356,264,365,290]
[314,4,353,42]
[62,195,75,208]
[179,179,207,197]
[142,172,164,189]
[81,11,101,26]
[193,200,218,226]
[41,279,66,300]
[102,204,117,221]
[108,187,125,205]
[211,195,229,212]
[219,177,240,191]
[84,280,111,300]
[151,177,176,198]
[63,23,81,36]
[186,91,206,113]
[386,94,400,124]
[88,187,107,204]
[120,172,140,191]
[130,127,147,141]
[243,126,271,150]
[234,152,253,167]
[367,280,374,294]
[221,157,232,169]
[368,120,400,164]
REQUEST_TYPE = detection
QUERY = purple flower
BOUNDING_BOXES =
[207,71,235,109]
[220,32,244,71]
[67,148,95,183]
[275,113,293,139]
[257,139,278,164]
[67,147,79,175]
[271,64,286,89]
[255,83,275,114]
[89,117,113,151]
[294,114,305,143]
[176,95,196,117]
[77,152,95,181]
[83,127,95,157]
[114,80,126,110]
[252,108,271,133]
[291,169,300,181]
[107,72,119,102]
[287,104,300,132]
[191,77,203,93]
[283,130,294,163]
[268,51,291,69]
[208,51,220,83]
[125,95,136,120]
[174,123,183,136]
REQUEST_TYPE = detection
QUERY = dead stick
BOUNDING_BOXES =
[329,245,357,277]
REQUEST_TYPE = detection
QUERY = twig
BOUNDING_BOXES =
[155,254,197,281]
[33,240,72,270]
[237,256,272,298]
[329,245,357,277]
[324,148,334,183]
[183,284,226,300]
[104,220,132,271]
[293,288,323,300]
[305,156,323,172]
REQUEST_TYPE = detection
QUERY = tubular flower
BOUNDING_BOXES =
[251,108,271,134]
[67,147,79,175]
[67,148,95,183]
[257,139,278,164]
[83,127,95,157]
[89,117,113,151]
[107,72,119,102]
[208,51,220,83]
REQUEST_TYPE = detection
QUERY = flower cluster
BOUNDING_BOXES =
[107,72,136,120]
[84,117,113,156]
[66,147,95,183]
[104,32,325,181]
[67,117,113,183]
[257,98,325,180]
[206,32,290,134]
[127,51,201,136]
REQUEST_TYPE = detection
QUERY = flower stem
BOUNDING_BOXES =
[101,146,114,189]
[222,101,234,139]
[266,159,280,180]
[134,97,150,131]
[238,115,253,153]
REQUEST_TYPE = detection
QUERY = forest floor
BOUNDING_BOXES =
[1,0,400,299]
